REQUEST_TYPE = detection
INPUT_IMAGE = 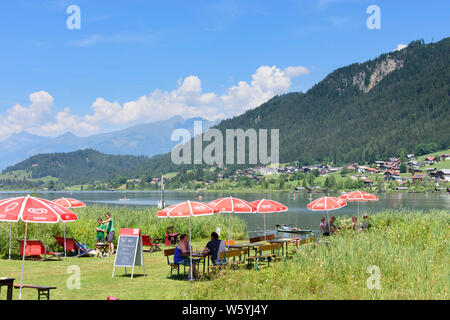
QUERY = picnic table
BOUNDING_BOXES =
[228,242,266,257]
[267,238,300,256]
[0,278,14,300]
[13,284,57,300]
[182,251,210,279]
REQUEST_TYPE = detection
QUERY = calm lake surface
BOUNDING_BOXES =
[1,190,449,238]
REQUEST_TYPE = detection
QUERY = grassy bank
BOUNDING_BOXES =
[0,209,448,300]
[188,209,449,300]
[0,206,247,258]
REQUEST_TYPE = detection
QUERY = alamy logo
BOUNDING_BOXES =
[366,265,381,289]
[66,5,81,30]
[171,121,279,166]
[67,265,81,290]
[366,5,381,30]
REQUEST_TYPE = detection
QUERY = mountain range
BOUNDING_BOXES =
[0,116,215,170]
[3,38,449,185]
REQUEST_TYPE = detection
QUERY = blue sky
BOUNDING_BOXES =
[0,0,448,139]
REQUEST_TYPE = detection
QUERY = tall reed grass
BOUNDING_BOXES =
[188,209,449,300]
[0,206,247,258]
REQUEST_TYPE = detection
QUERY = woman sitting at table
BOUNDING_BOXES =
[203,232,226,265]
[174,234,199,280]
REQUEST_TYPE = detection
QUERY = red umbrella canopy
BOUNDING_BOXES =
[339,191,378,202]
[0,196,78,223]
[251,199,288,213]
[157,200,217,218]
[307,197,347,211]
[209,197,256,213]
[53,197,86,208]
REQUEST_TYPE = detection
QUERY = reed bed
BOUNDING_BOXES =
[187,209,449,300]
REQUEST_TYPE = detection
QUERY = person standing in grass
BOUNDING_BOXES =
[103,213,115,255]
[95,218,106,243]
[329,216,339,234]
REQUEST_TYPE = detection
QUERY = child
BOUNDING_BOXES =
[95,218,106,243]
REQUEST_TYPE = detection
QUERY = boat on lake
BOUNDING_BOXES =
[276,224,313,234]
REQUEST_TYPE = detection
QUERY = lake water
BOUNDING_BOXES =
[1,190,449,238]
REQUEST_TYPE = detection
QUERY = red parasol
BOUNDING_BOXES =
[339,191,378,220]
[0,195,77,299]
[53,197,86,208]
[251,199,288,241]
[208,197,256,247]
[307,196,347,235]
[157,200,217,280]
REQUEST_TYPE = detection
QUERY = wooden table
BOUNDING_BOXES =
[13,284,57,300]
[228,243,264,249]
[228,243,266,257]
[0,278,15,300]
[183,251,210,278]
[267,238,298,255]
[166,232,180,246]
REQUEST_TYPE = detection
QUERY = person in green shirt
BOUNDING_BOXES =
[95,218,106,243]
[103,213,115,255]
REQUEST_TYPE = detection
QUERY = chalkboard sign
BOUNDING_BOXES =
[112,228,146,278]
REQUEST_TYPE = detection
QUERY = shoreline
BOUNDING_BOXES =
[0,188,448,195]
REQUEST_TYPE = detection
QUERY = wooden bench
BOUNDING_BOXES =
[247,244,281,270]
[289,237,316,255]
[164,248,185,279]
[208,249,246,273]
[13,284,57,300]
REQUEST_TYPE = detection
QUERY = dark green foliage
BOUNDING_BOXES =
[211,38,450,165]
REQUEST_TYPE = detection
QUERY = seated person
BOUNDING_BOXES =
[203,232,226,265]
[329,216,340,234]
[361,214,372,230]
[320,217,330,236]
[351,216,361,231]
[174,234,199,280]
[281,224,290,231]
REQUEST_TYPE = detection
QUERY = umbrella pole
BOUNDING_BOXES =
[357,202,360,222]
[8,222,12,260]
[64,222,67,257]
[228,212,231,249]
[189,215,193,280]
[19,222,28,300]
[326,210,330,236]
[264,212,266,242]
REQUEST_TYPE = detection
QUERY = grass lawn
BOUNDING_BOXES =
[1,209,448,300]
[0,239,208,300]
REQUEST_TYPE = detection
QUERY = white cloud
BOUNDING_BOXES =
[394,44,408,51]
[283,65,311,77]
[0,91,54,139]
[0,64,310,139]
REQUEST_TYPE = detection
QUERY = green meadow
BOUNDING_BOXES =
[0,208,448,300]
